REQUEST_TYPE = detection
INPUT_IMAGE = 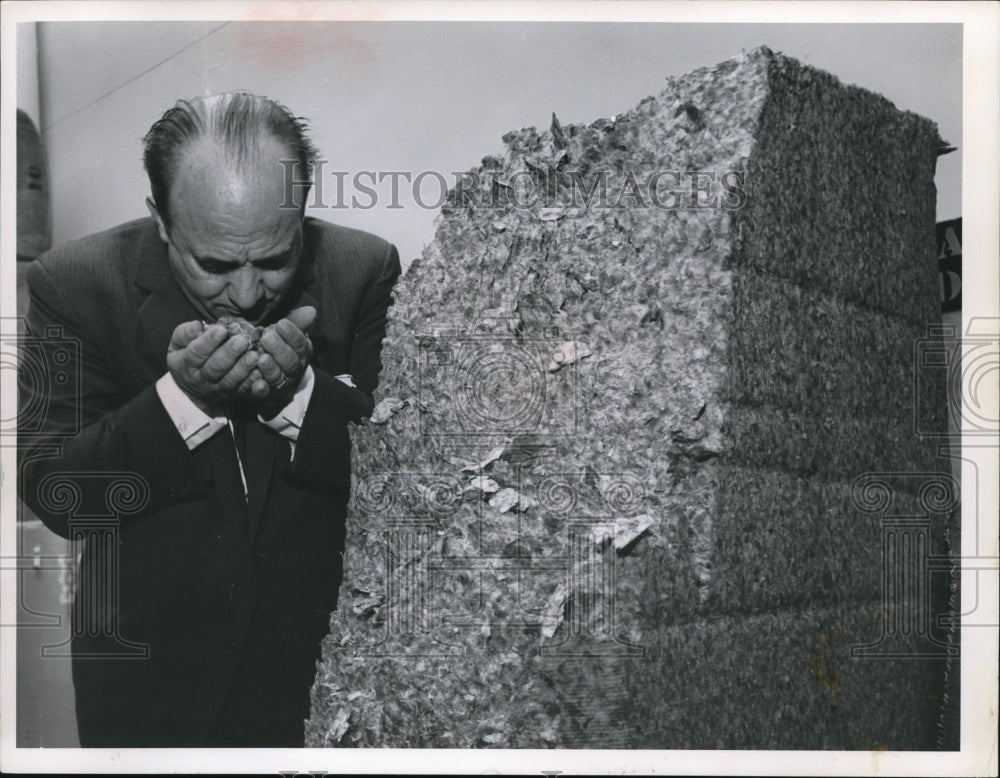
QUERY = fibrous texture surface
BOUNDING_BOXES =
[307,47,954,750]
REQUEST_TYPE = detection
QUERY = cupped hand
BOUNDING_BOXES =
[167,320,259,413]
[237,306,317,409]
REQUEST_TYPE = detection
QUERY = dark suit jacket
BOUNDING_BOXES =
[18,216,401,746]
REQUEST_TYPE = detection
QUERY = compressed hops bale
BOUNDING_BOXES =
[307,46,950,749]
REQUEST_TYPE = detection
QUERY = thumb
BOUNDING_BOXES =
[286,305,318,335]
[168,320,206,352]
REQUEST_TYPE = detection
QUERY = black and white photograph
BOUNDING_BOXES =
[1,1,996,775]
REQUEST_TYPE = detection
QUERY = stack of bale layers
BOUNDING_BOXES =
[307,47,953,750]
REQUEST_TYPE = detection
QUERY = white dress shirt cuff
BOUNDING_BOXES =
[262,365,326,461]
[260,364,314,437]
[258,368,356,460]
[155,373,228,449]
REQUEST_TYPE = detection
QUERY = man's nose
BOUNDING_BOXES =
[230,266,262,312]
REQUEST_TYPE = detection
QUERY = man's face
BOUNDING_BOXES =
[149,138,304,324]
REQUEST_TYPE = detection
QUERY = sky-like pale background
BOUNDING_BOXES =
[24,21,962,267]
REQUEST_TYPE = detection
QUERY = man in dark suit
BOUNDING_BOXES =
[18,93,401,747]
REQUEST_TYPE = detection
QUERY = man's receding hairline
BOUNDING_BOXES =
[174,133,299,176]
[187,93,307,171]
[143,91,317,231]
[166,144,305,234]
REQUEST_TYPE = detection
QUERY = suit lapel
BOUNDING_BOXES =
[295,286,330,362]
[134,231,201,376]
[300,218,342,364]
[137,275,203,367]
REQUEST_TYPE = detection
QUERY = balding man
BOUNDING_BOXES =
[18,93,401,747]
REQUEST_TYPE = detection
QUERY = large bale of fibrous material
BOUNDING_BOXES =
[307,46,954,749]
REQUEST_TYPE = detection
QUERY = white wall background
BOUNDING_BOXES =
[34,22,962,268]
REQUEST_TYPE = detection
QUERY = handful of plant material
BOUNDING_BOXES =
[214,315,269,351]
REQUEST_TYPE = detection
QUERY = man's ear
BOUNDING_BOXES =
[146,197,170,244]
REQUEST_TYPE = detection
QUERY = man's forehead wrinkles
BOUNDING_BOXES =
[189,205,276,237]
[178,208,300,256]
[181,225,301,266]
[193,248,295,266]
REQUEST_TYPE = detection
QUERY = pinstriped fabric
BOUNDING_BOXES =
[19,215,401,746]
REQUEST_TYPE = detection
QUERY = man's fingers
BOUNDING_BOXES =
[277,319,312,357]
[198,333,249,382]
[236,368,266,397]
[183,325,230,365]
[237,372,256,395]
[216,348,259,392]
[256,351,285,387]
[259,327,307,375]
[249,377,271,400]
[193,312,315,403]
[168,320,206,352]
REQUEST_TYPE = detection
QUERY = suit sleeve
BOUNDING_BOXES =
[18,261,209,538]
[290,242,401,487]
[347,242,402,400]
